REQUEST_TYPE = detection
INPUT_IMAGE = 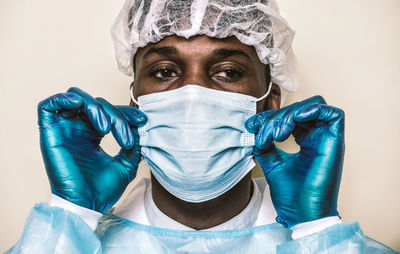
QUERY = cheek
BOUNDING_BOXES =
[231,73,267,98]
[251,68,269,98]
[130,77,150,108]
[132,78,154,98]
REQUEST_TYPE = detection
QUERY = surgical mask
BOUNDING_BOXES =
[131,84,271,203]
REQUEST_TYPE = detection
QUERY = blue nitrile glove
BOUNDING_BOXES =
[245,96,345,228]
[38,87,147,213]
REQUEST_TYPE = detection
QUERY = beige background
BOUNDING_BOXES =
[1,0,399,252]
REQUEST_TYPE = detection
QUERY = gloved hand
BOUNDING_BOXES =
[245,96,345,228]
[38,87,147,213]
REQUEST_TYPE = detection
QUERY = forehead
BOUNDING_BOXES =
[135,35,262,63]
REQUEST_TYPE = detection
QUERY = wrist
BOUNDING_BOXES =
[50,194,103,230]
[275,209,340,228]
[290,216,342,239]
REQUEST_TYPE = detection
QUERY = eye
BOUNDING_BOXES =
[213,68,243,81]
[152,68,178,80]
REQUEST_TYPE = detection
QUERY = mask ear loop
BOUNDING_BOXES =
[130,86,141,107]
[254,81,273,102]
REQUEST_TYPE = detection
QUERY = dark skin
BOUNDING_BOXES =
[131,35,281,230]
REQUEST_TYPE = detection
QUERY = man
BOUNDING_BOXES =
[7,0,397,253]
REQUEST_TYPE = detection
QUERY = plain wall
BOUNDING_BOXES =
[0,0,399,251]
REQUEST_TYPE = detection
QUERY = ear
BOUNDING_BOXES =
[263,83,281,111]
[129,81,136,107]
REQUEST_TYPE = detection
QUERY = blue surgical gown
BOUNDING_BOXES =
[6,202,397,253]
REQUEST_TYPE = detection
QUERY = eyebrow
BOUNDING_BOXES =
[143,46,178,59]
[212,48,251,61]
[142,46,251,61]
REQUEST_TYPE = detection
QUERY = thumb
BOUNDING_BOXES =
[115,105,147,127]
[245,110,276,133]
[255,144,288,176]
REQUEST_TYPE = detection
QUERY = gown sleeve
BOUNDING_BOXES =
[277,222,398,253]
[6,203,102,254]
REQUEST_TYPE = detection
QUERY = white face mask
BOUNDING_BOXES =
[131,84,271,203]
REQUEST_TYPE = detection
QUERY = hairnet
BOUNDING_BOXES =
[111,0,298,95]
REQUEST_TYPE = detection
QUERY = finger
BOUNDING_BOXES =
[294,104,344,123]
[67,87,110,135]
[254,117,277,151]
[250,107,295,149]
[245,110,276,133]
[246,96,325,134]
[38,92,83,125]
[115,105,148,127]
[114,129,141,182]
[249,96,327,150]
[271,96,327,142]
[96,98,135,149]
[295,95,327,107]
[272,114,296,142]
[294,104,345,135]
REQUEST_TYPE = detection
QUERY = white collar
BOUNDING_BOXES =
[111,177,277,229]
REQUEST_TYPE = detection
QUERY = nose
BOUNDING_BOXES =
[180,69,209,88]
[177,65,216,90]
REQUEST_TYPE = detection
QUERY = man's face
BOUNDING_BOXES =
[132,35,280,112]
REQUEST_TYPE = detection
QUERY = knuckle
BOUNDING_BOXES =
[66,86,79,93]
[335,108,345,119]
[37,98,48,110]
[312,95,326,104]
[254,113,263,125]
[336,107,344,115]
[95,97,110,107]
[37,93,61,111]
[327,105,344,116]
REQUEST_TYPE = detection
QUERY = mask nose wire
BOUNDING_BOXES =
[130,86,141,107]
[254,81,273,103]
